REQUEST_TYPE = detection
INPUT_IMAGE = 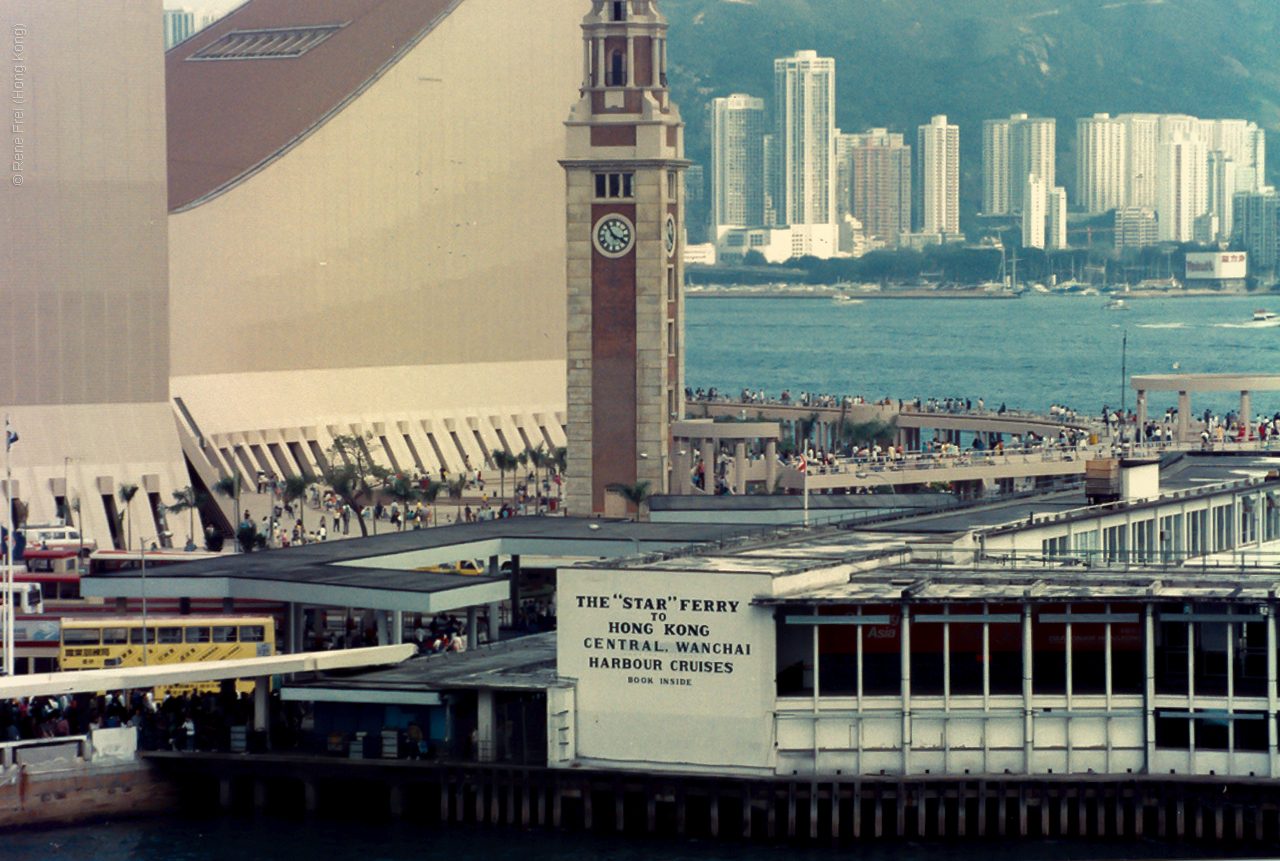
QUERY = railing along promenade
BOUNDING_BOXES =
[686,396,1094,444]
[688,396,1280,493]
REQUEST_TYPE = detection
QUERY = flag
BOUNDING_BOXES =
[796,455,806,473]
[4,421,15,451]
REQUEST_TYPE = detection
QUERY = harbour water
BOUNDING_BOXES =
[2,815,1272,861]
[686,293,1280,419]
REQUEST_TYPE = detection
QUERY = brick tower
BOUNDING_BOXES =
[562,0,687,517]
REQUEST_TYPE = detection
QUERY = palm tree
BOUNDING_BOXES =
[446,473,468,522]
[490,449,517,501]
[798,411,820,451]
[527,445,550,513]
[282,474,316,531]
[212,473,244,550]
[607,480,652,522]
[515,450,530,505]
[420,480,443,527]
[166,486,205,548]
[57,496,80,530]
[118,483,139,551]
[553,446,567,511]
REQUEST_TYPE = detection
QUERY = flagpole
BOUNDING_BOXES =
[802,456,809,527]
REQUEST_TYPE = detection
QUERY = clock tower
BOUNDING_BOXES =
[563,0,687,517]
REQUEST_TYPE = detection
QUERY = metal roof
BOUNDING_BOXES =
[282,632,558,703]
[79,517,758,612]
[0,644,415,698]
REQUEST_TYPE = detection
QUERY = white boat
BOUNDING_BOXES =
[1243,309,1280,327]
[832,294,864,305]
[1103,298,1130,310]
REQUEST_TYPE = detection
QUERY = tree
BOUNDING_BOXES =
[384,475,423,530]
[212,473,245,551]
[446,473,468,522]
[166,487,206,548]
[282,474,317,531]
[57,496,80,529]
[515,450,530,504]
[607,480,652,522]
[118,482,139,551]
[798,412,820,449]
[553,446,567,511]
[490,449,517,501]
[325,434,391,537]
[527,445,551,514]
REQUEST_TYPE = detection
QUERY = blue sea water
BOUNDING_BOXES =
[685,293,1280,419]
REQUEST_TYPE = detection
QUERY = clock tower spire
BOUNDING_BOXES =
[562,0,688,517]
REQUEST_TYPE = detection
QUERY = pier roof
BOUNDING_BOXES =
[282,632,559,704]
[757,563,1280,607]
[79,518,757,612]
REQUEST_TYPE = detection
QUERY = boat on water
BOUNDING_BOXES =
[1103,298,1131,311]
[1243,309,1280,327]
[832,294,864,305]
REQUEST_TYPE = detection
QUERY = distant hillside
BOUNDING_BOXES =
[663,0,1280,229]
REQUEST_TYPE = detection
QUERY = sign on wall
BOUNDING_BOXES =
[1185,252,1247,279]
[558,567,776,771]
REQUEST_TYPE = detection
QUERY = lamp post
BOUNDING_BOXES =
[639,450,670,495]
[139,536,149,665]
[855,470,899,504]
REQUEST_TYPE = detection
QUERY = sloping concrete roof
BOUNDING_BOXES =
[167,0,460,211]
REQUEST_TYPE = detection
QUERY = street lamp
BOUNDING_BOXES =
[139,536,151,665]
[639,450,670,494]
[855,470,899,502]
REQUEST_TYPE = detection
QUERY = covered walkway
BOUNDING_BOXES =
[1131,374,1280,442]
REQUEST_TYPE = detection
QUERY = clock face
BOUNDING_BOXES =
[664,214,677,256]
[593,214,634,257]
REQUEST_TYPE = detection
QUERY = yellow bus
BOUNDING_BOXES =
[58,615,276,695]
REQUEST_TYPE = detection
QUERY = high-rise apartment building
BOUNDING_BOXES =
[916,115,960,235]
[1046,187,1068,250]
[711,95,767,230]
[983,113,1054,215]
[773,51,836,230]
[1157,134,1209,242]
[1206,150,1241,243]
[1233,190,1280,272]
[981,119,1009,216]
[1115,207,1160,250]
[1117,113,1159,209]
[163,9,195,49]
[1076,112,1265,235]
[1076,113,1126,214]
[1022,174,1046,249]
[845,128,911,244]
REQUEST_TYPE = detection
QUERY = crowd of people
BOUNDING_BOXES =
[1,688,307,754]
